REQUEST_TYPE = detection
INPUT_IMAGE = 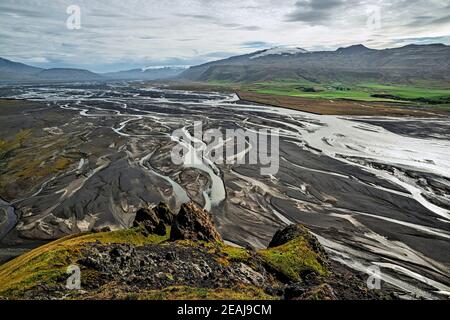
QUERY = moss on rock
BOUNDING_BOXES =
[258,227,329,282]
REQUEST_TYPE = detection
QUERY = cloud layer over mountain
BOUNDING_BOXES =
[0,0,449,72]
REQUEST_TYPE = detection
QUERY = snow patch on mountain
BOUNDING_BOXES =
[250,47,309,59]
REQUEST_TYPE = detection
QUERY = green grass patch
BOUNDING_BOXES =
[356,83,450,101]
[245,80,399,102]
[258,236,329,282]
[220,246,251,262]
[68,226,170,246]
[0,228,169,298]
[235,79,450,104]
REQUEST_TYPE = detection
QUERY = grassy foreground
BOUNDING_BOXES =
[0,228,170,297]
[0,226,331,300]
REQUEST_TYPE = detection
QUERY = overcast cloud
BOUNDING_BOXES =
[0,0,449,72]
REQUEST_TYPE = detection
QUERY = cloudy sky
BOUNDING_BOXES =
[1,0,449,72]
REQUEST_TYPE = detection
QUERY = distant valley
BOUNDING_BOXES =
[0,57,185,83]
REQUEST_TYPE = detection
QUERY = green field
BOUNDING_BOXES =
[356,83,450,100]
[241,80,450,104]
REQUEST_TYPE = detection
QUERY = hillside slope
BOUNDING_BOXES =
[0,202,391,300]
[179,44,450,84]
[36,68,103,81]
[0,57,43,81]
[0,58,103,82]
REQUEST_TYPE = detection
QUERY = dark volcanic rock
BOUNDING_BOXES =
[170,202,222,243]
[75,241,270,295]
[153,202,174,225]
[133,208,166,236]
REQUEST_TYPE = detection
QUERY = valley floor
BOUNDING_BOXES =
[0,83,449,299]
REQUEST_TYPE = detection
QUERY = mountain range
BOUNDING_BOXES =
[179,44,450,84]
[1,43,450,84]
[103,66,186,80]
[0,58,185,83]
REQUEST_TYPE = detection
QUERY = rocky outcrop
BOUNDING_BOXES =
[170,202,222,243]
[269,224,327,260]
[133,207,167,236]
[133,201,221,242]
[132,202,176,236]
[0,203,396,300]
[271,224,316,248]
[152,202,174,225]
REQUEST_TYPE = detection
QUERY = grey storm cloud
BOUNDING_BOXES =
[286,0,345,24]
[0,0,449,72]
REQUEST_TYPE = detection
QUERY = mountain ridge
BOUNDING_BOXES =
[104,66,185,80]
[179,43,450,84]
[0,59,185,82]
[1,43,449,84]
[0,59,103,82]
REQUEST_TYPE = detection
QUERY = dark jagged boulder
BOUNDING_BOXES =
[170,202,222,243]
[153,202,174,225]
[133,207,166,236]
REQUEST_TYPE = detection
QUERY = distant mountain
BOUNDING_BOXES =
[0,57,43,81]
[104,66,185,80]
[0,58,102,83]
[179,44,450,84]
[0,57,186,83]
[335,44,374,54]
[36,68,103,81]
